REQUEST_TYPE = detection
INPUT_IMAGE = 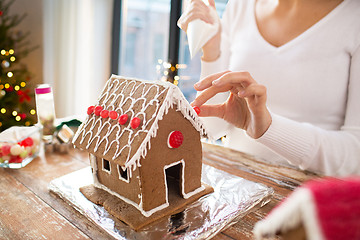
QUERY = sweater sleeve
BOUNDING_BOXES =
[257,44,360,176]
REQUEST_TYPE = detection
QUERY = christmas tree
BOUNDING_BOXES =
[0,0,37,132]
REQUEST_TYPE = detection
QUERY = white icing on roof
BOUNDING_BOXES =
[73,75,210,171]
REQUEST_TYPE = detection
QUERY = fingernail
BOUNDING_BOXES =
[238,90,245,96]
[194,82,201,88]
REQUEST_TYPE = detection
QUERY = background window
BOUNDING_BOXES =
[124,32,136,68]
[114,0,170,80]
[112,0,228,102]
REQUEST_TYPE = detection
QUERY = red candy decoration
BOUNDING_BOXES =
[168,131,184,148]
[193,106,201,115]
[87,106,95,115]
[9,156,22,164]
[130,117,141,129]
[118,114,129,125]
[100,110,109,118]
[94,106,103,116]
[19,137,34,147]
[109,111,118,120]
[1,145,11,155]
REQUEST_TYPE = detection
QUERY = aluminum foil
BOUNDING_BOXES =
[49,165,273,239]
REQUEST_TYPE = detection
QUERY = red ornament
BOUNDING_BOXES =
[5,85,13,92]
[109,111,118,120]
[130,117,141,129]
[19,113,27,120]
[118,114,128,125]
[19,137,34,147]
[193,106,201,115]
[17,89,31,103]
[168,131,184,148]
[100,110,109,118]
[87,106,95,115]
[0,11,3,16]
[94,106,103,116]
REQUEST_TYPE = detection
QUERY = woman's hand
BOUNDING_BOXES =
[177,0,221,61]
[191,71,272,139]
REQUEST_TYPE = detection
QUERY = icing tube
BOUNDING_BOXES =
[186,0,220,58]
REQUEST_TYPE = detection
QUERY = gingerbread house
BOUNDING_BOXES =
[253,177,360,240]
[72,75,213,230]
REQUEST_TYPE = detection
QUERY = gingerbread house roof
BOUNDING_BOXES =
[73,75,209,171]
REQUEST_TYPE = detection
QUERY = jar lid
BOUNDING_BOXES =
[35,84,52,94]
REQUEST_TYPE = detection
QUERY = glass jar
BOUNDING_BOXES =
[35,84,56,142]
[0,125,42,169]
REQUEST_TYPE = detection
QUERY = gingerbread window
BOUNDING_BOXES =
[118,165,129,182]
[103,159,111,173]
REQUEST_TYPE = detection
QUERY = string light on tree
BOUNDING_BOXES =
[1,60,10,68]
[174,76,180,86]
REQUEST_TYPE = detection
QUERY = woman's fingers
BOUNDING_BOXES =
[193,75,267,118]
[238,83,266,96]
[194,70,231,91]
[238,83,267,105]
[192,84,229,107]
[193,71,260,106]
[212,71,255,88]
[192,70,271,138]
[208,0,216,8]
[197,104,226,118]
[195,71,254,92]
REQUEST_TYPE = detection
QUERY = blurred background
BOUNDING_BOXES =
[0,0,228,131]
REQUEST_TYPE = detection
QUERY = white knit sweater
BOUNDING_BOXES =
[200,0,360,176]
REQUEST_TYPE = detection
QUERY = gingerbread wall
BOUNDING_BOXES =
[139,107,203,212]
[95,156,142,205]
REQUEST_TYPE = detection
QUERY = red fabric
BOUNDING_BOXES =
[304,177,360,240]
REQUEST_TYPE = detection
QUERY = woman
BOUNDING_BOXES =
[178,0,360,176]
